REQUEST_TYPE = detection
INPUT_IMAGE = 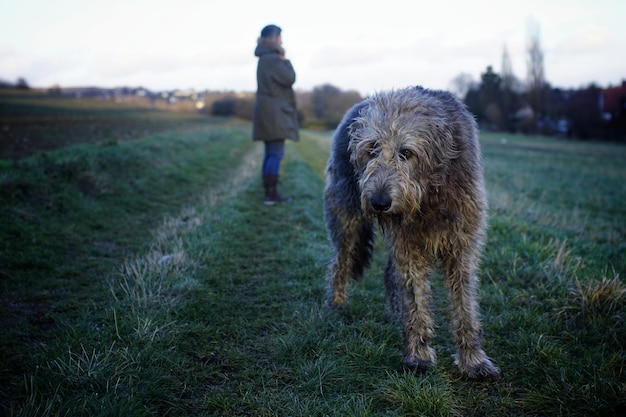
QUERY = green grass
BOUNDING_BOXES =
[0,100,625,416]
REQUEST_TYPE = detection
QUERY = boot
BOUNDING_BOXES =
[263,174,291,205]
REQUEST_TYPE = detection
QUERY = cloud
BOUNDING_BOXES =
[308,44,388,68]
[552,26,611,56]
[94,53,188,79]
[0,48,33,77]
[1,0,624,92]
[86,44,252,86]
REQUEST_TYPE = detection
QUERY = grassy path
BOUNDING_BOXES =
[2,122,625,416]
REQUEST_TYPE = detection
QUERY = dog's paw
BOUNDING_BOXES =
[401,358,435,375]
[325,294,346,309]
[461,360,501,381]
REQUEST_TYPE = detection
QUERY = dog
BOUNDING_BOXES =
[324,86,500,380]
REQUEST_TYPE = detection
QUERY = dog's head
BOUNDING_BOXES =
[347,87,467,220]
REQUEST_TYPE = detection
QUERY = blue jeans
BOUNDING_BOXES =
[262,140,285,175]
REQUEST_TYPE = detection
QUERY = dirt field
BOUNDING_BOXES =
[0,89,211,160]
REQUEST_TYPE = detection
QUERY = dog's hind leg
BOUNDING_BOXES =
[324,204,374,308]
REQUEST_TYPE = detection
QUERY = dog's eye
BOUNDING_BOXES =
[400,149,415,160]
[367,146,380,158]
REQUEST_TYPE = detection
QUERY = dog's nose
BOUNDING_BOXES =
[370,195,392,212]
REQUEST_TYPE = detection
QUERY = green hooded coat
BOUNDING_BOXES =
[252,38,299,141]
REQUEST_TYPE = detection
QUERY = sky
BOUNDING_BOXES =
[1,0,625,96]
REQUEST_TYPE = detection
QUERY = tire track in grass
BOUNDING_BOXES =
[110,139,263,314]
[16,127,264,416]
[99,130,331,414]
[44,136,266,414]
[203,141,263,206]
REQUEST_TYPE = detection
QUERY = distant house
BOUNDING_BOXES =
[601,81,626,120]
[601,81,626,140]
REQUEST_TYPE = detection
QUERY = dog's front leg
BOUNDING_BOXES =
[396,254,437,373]
[444,250,500,380]
[383,255,404,320]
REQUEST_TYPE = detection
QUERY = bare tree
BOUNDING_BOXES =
[501,45,515,92]
[448,73,475,100]
[500,45,517,131]
[526,19,547,119]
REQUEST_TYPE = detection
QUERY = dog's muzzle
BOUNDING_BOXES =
[369,193,392,212]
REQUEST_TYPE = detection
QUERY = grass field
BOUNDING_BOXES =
[0,91,624,416]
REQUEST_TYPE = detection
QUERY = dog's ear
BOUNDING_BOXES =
[348,118,363,139]
[348,102,370,139]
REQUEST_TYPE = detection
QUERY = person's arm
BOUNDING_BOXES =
[269,55,296,87]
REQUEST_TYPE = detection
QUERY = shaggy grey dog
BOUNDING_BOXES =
[324,86,500,380]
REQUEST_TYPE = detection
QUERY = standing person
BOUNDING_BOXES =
[253,24,299,205]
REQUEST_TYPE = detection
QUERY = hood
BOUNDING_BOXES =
[254,37,285,57]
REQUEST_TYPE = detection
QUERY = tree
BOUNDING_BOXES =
[449,73,475,100]
[501,45,515,92]
[565,85,605,139]
[500,45,519,131]
[481,66,501,99]
[526,19,548,121]
[481,66,503,127]
[16,77,29,89]
[211,96,237,116]
[463,66,503,128]
[311,84,361,128]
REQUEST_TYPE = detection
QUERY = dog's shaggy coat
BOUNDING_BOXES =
[324,86,500,380]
